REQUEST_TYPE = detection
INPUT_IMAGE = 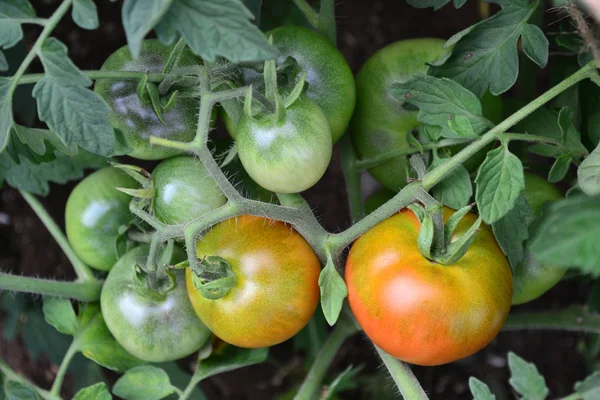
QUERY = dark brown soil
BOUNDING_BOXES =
[0,0,592,399]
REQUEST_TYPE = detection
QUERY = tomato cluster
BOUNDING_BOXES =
[63,28,564,366]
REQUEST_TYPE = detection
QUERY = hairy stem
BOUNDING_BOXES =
[50,340,78,395]
[0,273,103,301]
[17,70,169,85]
[179,376,202,400]
[20,190,95,282]
[376,347,428,400]
[339,136,365,222]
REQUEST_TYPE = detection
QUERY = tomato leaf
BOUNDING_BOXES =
[113,366,175,400]
[475,144,525,224]
[491,194,534,270]
[0,0,35,50]
[469,377,495,400]
[574,371,600,399]
[406,0,466,10]
[548,153,572,183]
[155,0,277,62]
[318,254,348,326]
[529,195,600,275]
[390,75,491,139]
[431,157,472,209]
[72,0,99,30]
[42,297,79,336]
[243,0,262,26]
[195,346,268,381]
[122,0,174,59]
[508,352,549,400]
[429,0,547,97]
[0,77,14,153]
[578,143,600,196]
[4,381,40,400]
[73,382,112,400]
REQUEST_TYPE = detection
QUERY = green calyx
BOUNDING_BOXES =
[190,256,237,300]
[111,162,156,204]
[414,203,482,265]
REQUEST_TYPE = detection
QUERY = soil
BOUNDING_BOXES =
[0,0,592,399]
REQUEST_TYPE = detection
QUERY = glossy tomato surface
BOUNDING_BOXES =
[268,26,355,143]
[351,38,446,191]
[512,173,566,305]
[152,156,227,225]
[345,207,512,366]
[101,245,210,362]
[186,215,320,348]
[94,40,200,160]
[65,167,137,271]
[236,95,332,193]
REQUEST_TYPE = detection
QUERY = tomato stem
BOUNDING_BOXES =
[375,346,429,400]
[0,273,103,301]
[20,190,96,282]
[339,135,365,222]
[292,0,320,28]
[50,339,78,396]
[503,305,600,333]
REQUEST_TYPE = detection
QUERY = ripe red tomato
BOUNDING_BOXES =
[345,207,512,366]
[186,215,321,348]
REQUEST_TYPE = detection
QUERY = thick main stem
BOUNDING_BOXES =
[0,273,102,301]
[376,347,429,400]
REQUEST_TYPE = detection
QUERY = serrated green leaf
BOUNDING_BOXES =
[76,303,145,372]
[4,381,40,400]
[574,371,600,399]
[14,124,76,156]
[157,0,277,62]
[73,382,112,400]
[0,21,22,49]
[521,24,549,68]
[42,297,79,336]
[390,75,490,139]
[318,255,348,326]
[448,114,477,138]
[243,0,261,26]
[475,145,525,224]
[0,49,7,71]
[72,0,99,30]
[548,153,571,183]
[578,143,600,196]
[0,76,14,152]
[196,346,268,381]
[122,0,174,59]
[0,0,35,19]
[406,0,466,10]
[429,0,546,97]
[529,195,600,275]
[469,377,495,400]
[508,352,548,400]
[33,77,114,156]
[431,157,472,209]
[38,38,90,85]
[558,107,574,145]
[0,149,108,196]
[113,366,174,400]
[491,194,534,269]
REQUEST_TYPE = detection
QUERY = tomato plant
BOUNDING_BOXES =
[185,215,321,348]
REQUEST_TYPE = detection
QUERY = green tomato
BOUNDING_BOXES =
[152,156,227,225]
[101,245,211,362]
[65,168,138,271]
[350,38,447,191]
[94,40,200,160]
[512,173,567,305]
[236,95,332,193]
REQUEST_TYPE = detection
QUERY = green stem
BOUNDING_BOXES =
[497,132,573,153]
[502,305,600,333]
[0,273,103,301]
[354,138,471,171]
[294,317,359,400]
[375,347,429,400]
[50,339,78,395]
[292,0,320,27]
[0,359,60,400]
[179,376,202,400]
[339,135,365,221]
[20,190,95,282]
[17,70,169,85]
[16,18,48,26]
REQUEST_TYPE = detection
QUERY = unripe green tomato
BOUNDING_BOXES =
[350,39,447,192]
[512,173,567,305]
[152,156,227,225]
[236,95,332,193]
[94,40,200,160]
[65,168,137,271]
[101,245,211,362]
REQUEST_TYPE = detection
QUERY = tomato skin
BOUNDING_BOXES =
[512,173,566,305]
[152,156,227,225]
[65,168,137,271]
[345,207,512,366]
[94,40,200,160]
[236,95,332,193]
[101,245,210,362]
[186,215,320,348]
[267,26,355,143]
[351,39,447,192]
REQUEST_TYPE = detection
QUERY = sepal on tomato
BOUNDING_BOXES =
[189,255,237,300]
